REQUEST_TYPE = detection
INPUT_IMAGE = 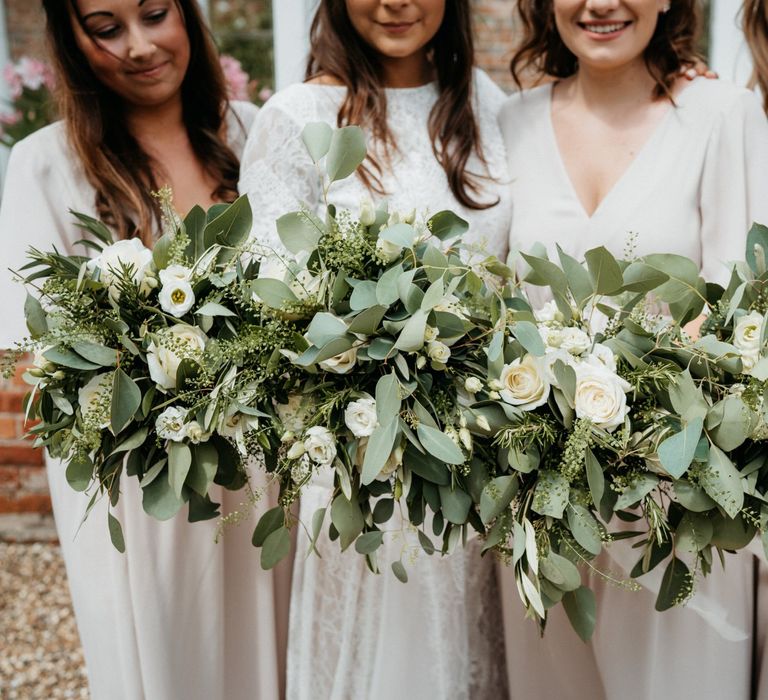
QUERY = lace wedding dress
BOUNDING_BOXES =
[240,70,512,700]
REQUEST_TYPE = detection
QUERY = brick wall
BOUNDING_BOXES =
[4,0,45,61]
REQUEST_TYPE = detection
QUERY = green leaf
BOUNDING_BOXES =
[376,264,403,306]
[181,205,206,260]
[614,473,658,510]
[252,506,285,547]
[301,122,333,163]
[655,557,690,611]
[203,195,252,253]
[355,530,384,555]
[521,253,568,296]
[349,281,379,311]
[187,443,218,497]
[746,222,768,275]
[699,444,744,519]
[391,560,409,583]
[668,371,709,422]
[276,211,324,255]
[657,417,703,479]
[168,442,192,498]
[480,475,519,524]
[511,321,545,357]
[379,223,415,248]
[260,527,291,569]
[585,448,605,508]
[73,341,118,367]
[674,479,717,512]
[110,369,141,435]
[373,499,395,524]
[394,309,428,352]
[375,373,401,425]
[585,246,624,295]
[707,397,753,452]
[331,493,365,550]
[66,455,93,492]
[567,504,602,555]
[621,261,670,294]
[307,312,348,347]
[196,302,237,317]
[251,278,299,307]
[438,485,472,524]
[428,211,469,241]
[24,293,48,339]
[142,469,186,520]
[110,427,148,456]
[421,278,445,312]
[553,361,576,407]
[107,513,126,553]
[43,347,100,371]
[416,424,464,465]
[361,420,399,485]
[557,245,593,305]
[563,586,596,641]
[675,512,713,554]
[532,470,569,519]
[139,459,166,488]
[541,552,581,592]
[326,126,367,182]
[347,305,387,335]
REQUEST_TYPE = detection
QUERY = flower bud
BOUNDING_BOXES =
[489,391,501,400]
[464,377,482,394]
[476,415,491,432]
[281,430,296,443]
[416,356,427,369]
[287,441,306,460]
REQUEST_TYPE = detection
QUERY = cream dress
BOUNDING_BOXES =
[0,102,291,700]
[499,78,768,699]
[239,70,513,700]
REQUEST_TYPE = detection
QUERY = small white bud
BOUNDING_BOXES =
[464,377,483,394]
[476,415,491,432]
[287,441,306,460]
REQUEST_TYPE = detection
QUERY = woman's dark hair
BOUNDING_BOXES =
[307,0,496,210]
[42,0,240,242]
[743,0,768,114]
[511,1,701,100]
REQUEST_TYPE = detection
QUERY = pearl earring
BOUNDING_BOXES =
[661,2,671,12]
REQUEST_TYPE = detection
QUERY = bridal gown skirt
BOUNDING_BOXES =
[287,481,509,700]
[48,456,290,700]
[500,548,768,700]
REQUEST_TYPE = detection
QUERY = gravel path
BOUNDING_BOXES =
[0,543,89,699]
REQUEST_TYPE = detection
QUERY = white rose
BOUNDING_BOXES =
[534,300,563,324]
[319,346,358,374]
[185,420,208,444]
[158,279,195,317]
[275,394,311,433]
[464,377,483,394]
[303,426,337,467]
[427,341,451,364]
[147,324,208,390]
[733,311,764,374]
[155,407,188,442]
[424,325,439,342]
[344,395,378,438]
[586,343,617,372]
[541,348,577,386]
[538,324,564,349]
[359,196,377,227]
[559,327,591,356]
[376,237,402,263]
[87,239,153,299]
[499,354,550,411]
[574,364,631,431]
[78,373,113,428]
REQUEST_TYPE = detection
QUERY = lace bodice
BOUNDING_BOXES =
[240,69,512,260]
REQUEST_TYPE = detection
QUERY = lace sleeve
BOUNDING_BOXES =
[239,104,322,256]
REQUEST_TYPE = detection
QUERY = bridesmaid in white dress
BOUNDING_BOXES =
[0,2,287,698]
[499,1,768,699]
[240,1,512,697]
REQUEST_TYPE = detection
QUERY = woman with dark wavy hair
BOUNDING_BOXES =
[498,2,768,698]
[240,1,511,698]
[0,2,287,698]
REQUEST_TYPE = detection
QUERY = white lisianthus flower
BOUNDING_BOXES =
[159,264,192,285]
[303,426,337,467]
[155,407,188,442]
[574,364,631,431]
[158,278,195,318]
[733,311,764,374]
[541,348,577,386]
[586,343,617,373]
[499,354,550,410]
[379,444,404,479]
[427,341,451,364]
[359,196,377,227]
[185,420,209,444]
[464,377,483,394]
[319,346,358,374]
[147,324,208,391]
[344,395,378,438]
[275,394,311,433]
[534,300,564,324]
[78,373,113,428]
[559,327,591,356]
[87,239,153,300]
[376,237,402,263]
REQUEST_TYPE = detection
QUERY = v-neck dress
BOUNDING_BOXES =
[499,79,768,700]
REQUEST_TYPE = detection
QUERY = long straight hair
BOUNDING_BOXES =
[306,0,497,210]
[744,0,768,114]
[42,0,241,243]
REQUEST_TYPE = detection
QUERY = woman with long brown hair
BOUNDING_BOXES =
[0,2,286,698]
[240,1,511,697]
[744,0,768,113]
[499,1,768,698]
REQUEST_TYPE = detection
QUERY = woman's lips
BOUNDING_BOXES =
[578,20,632,39]
[378,21,416,35]
[127,61,170,79]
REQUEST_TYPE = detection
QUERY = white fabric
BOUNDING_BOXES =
[0,102,291,700]
[499,78,768,699]
[240,71,512,700]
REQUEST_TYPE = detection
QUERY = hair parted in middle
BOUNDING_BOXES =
[306,0,497,210]
[511,0,701,100]
[743,0,768,115]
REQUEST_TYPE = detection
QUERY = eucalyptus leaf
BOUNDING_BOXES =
[585,448,605,508]
[567,504,602,555]
[276,211,324,255]
[416,424,464,465]
[168,442,192,498]
[107,513,126,553]
[301,122,333,163]
[657,417,703,479]
[196,302,237,317]
[655,557,690,611]
[362,420,399,485]
[326,126,367,182]
[392,560,408,583]
[615,473,658,510]
[142,469,186,521]
[73,341,118,367]
[585,246,624,294]
[563,586,597,641]
[110,369,141,435]
[511,321,545,357]
[261,527,291,569]
[438,485,472,524]
[66,455,93,492]
[331,494,365,550]
[251,278,299,308]
[480,475,518,524]
[252,506,285,547]
[428,211,469,241]
[699,444,744,518]
[24,293,48,338]
[355,530,384,555]
[532,470,569,519]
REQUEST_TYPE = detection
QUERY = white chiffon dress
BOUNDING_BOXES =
[0,102,291,700]
[499,78,768,699]
[239,70,513,700]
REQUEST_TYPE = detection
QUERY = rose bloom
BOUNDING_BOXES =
[586,343,617,373]
[534,300,564,324]
[733,311,765,374]
[427,340,451,364]
[87,239,154,300]
[574,364,631,431]
[499,354,550,410]
[78,372,113,428]
[559,327,591,356]
[147,324,208,390]
[303,426,337,467]
[344,395,378,438]
[319,346,358,374]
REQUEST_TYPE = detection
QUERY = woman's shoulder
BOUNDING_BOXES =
[498,82,551,132]
[9,120,70,167]
[680,78,764,119]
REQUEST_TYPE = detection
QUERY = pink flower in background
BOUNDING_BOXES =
[3,57,56,98]
[3,63,23,99]
[219,55,251,102]
[257,87,274,103]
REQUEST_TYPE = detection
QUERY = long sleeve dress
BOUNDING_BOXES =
[239,70,513,700]
[0,101,291,700]
[498,78,768,700]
